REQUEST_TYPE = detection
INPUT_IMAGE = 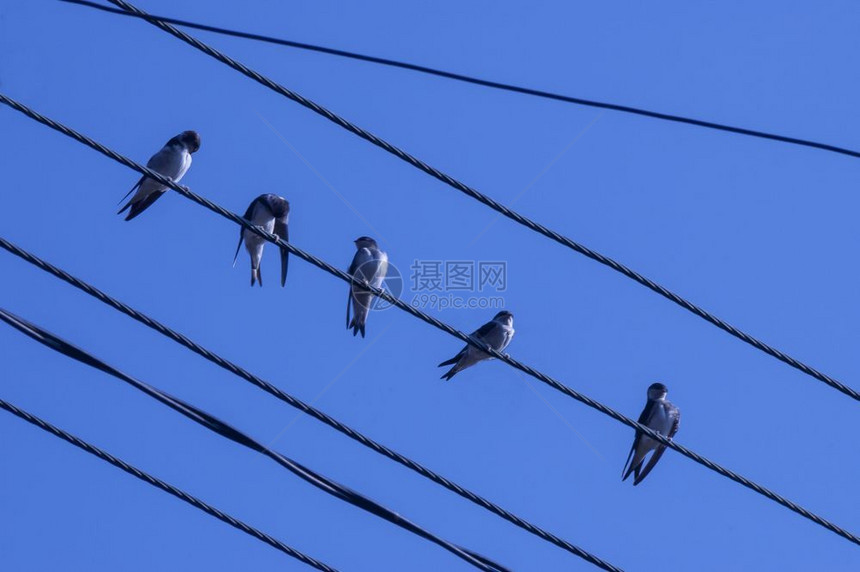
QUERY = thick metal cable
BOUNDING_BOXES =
[0,309,510,572]
[1,94,856,547]
[82,0,857,403]
[60,0,860,161]
[0,95,615,570]
[0,398,338,572]
[0,245,618,571]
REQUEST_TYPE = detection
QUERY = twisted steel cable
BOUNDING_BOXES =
[85,0,858,404]
[0,308,511,572]
[62,0,860,161]
[0,398,339,572]
[1,93,857,547]
[0,243,619,572]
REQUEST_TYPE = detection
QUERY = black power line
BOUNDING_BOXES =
[0,238,618,571]
[0,308,512,572]
[0,308,511,572]
[0,398,339,572]
[94,0,858,403]
[1,94,856,547]
[60,0,860,161]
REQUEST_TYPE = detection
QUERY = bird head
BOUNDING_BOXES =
[177,130,201,153]
[647,382,668,401]
[354,236,378,250]
[493,310,513,325]
[267,194,290,218]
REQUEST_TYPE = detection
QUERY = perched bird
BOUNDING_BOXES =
[233,194,290,287]
[346,236,388,337]
[621,382,681,486]
[438,311,515,381]
[118,130,201,221]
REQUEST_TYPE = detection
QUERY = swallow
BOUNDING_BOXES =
[346,236,388,337]
[621,382,681,486]
[438,311,515,381]
[232,194,290,287]
[118,130,201,221]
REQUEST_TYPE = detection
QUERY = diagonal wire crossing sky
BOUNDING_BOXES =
[0,308,513,572]
[1,92,857,548]
[96,0,860,404]
[0,398,340,572]
[62,0,860,161]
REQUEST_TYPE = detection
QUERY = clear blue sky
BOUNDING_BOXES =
[1,1,859,570]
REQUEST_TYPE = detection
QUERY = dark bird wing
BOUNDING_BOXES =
[439,318,494,368]
[437,319,496,375]
[117,176,144,208]
[472,320,496,342]
[233,198,260,266]
[438,347,466,368]
[346,248,374,327]
[232,234,244,267]
[345,251,361,328]
[275,216,289,286]
[118,145,169,210]
[122,191,163,221]
[633,404,680,486]
[622,399,655,481]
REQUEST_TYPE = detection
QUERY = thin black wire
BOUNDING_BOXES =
[0,241,618,571]
[0,95,616,571]
[92,0,858,404]
[0,308,510,572]
[0,398,339,572]
[60,0,860,161]
[1,94,857,548]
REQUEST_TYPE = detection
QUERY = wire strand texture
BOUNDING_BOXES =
[0,241,618,572]
[0,308,511,572]
[89,0,860,404]
[61,0,860,161]
[0,94,857,547]
[0,398,339,572]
